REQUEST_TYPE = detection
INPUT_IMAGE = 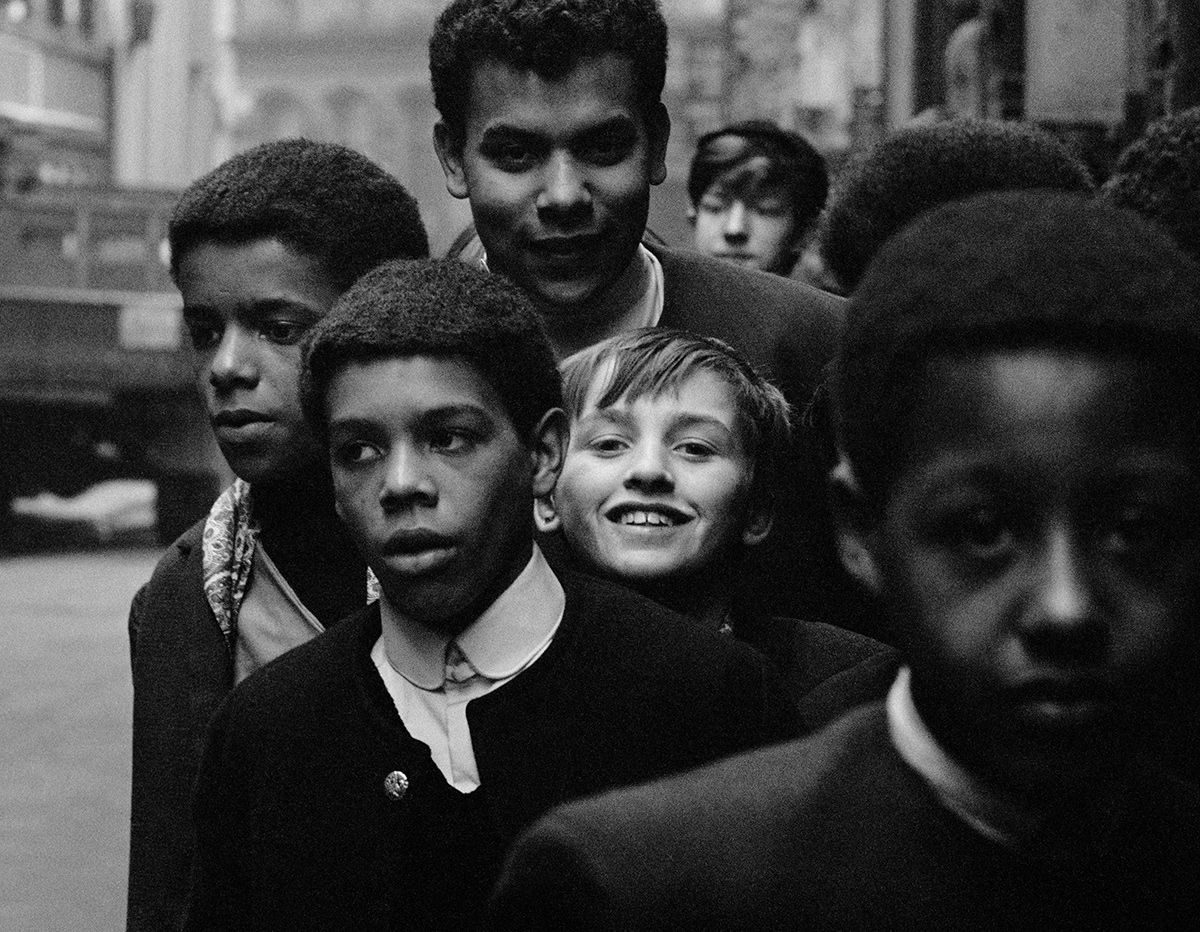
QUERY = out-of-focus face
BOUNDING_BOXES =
[867,348,1200,793]
[691,182,799,276]
[327,355,556,634]
[555,368,765,583]
[435,53,668,315]
[178,238,339,485]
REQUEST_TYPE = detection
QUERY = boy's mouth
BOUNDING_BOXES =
[606,504,692,528]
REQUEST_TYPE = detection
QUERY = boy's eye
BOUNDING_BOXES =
[749,197,791,218]
[698,192,730,213]
[675,440,717,459]
[940,508,1015,563]
[185,318,222,351]
[1101,504,1175,557]
[587,435,630,455]
[334,441,381,466]
[578,130,635,166]
[259,320,308,345]
[482,138,540,172]
[429,428,475,454]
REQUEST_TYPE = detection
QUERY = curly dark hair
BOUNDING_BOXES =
[429,0,668,138]
[835,190,1200,500]
[168,138,429,291]
[819,119,1094,294]
[687,120,828,233]
[1103,107,1200,264]
[301,258,562,444]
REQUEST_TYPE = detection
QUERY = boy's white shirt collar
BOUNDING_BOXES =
[887,666,1045,850]
[378,544,565,689]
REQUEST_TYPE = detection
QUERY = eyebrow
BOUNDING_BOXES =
[328,403,495,433]
[182,298,322,319]
[481,114,637,145]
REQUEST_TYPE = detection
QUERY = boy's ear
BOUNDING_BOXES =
[529,408,568,501]
[828,458,884,594]
[433,121,469,200]
[647,102,671,187]
[533,493,561,534]
[740,493,773,548]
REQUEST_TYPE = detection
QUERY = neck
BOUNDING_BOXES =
[253,475,367,628]
[538,248,652,358]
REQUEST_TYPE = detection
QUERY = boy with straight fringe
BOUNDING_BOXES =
[541,327,897,725]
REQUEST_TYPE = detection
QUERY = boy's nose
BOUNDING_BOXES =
[537,152,592,217]
[208,326,259,391]
[624,444,674,493]
[722,201,749,241]
[1020,525,1105,657]
[379,445,437,510]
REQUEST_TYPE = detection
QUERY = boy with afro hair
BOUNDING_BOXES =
[429,0,851,632]
[127,138,428,932]
[1103,106,1200,264]
[184,259,796,930]
[492,191,1200,929]
[817,118,1094,295]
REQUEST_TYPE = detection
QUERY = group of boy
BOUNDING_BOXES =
[126,1,1200,930]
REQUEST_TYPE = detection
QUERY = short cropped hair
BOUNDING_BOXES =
[688,121,828,231]
[835,190,1200,501]
[301,258,562,444]
[1103,107,1200,263]
[560,327,791,504]
[169,138,429,291]
[819,119,1094,293]
[430,0,668,138]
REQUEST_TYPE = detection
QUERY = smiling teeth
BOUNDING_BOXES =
[620,510,676,527]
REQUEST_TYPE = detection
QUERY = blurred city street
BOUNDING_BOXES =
[0,546,160,932]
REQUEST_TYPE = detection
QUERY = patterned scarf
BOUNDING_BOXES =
[201,479,258,650]
[201,479,379,652]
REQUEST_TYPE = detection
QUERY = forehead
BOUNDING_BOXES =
[177,237,336,307]
[896,347,1198,482]
[461,53,643,139]
[579,366,743,425]
[326,355,509,422]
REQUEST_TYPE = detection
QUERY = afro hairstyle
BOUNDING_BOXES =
[169,138,429,292]
[687,120,828,232]
[819,119,1094,293]
[1102,106,1200,263]
[300,258,562,444]
[429,0,668,139]
[560,327,792,506]
[835,189,1200,501]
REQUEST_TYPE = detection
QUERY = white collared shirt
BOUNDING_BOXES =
[371,546,565,792]
[887,667,1045,850]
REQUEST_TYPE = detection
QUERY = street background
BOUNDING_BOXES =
[4,1,1199,929]
[0,545,159,931]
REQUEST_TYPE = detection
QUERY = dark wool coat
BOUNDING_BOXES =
[127,519,230,932]
[491,703,1200,931]
[184,571,799,931]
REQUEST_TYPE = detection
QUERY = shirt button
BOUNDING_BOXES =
[383,770,409,801]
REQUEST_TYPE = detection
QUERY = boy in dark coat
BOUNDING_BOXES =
[127,139,428,932]
[490,191,1200,930]
[184,259,797,931]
